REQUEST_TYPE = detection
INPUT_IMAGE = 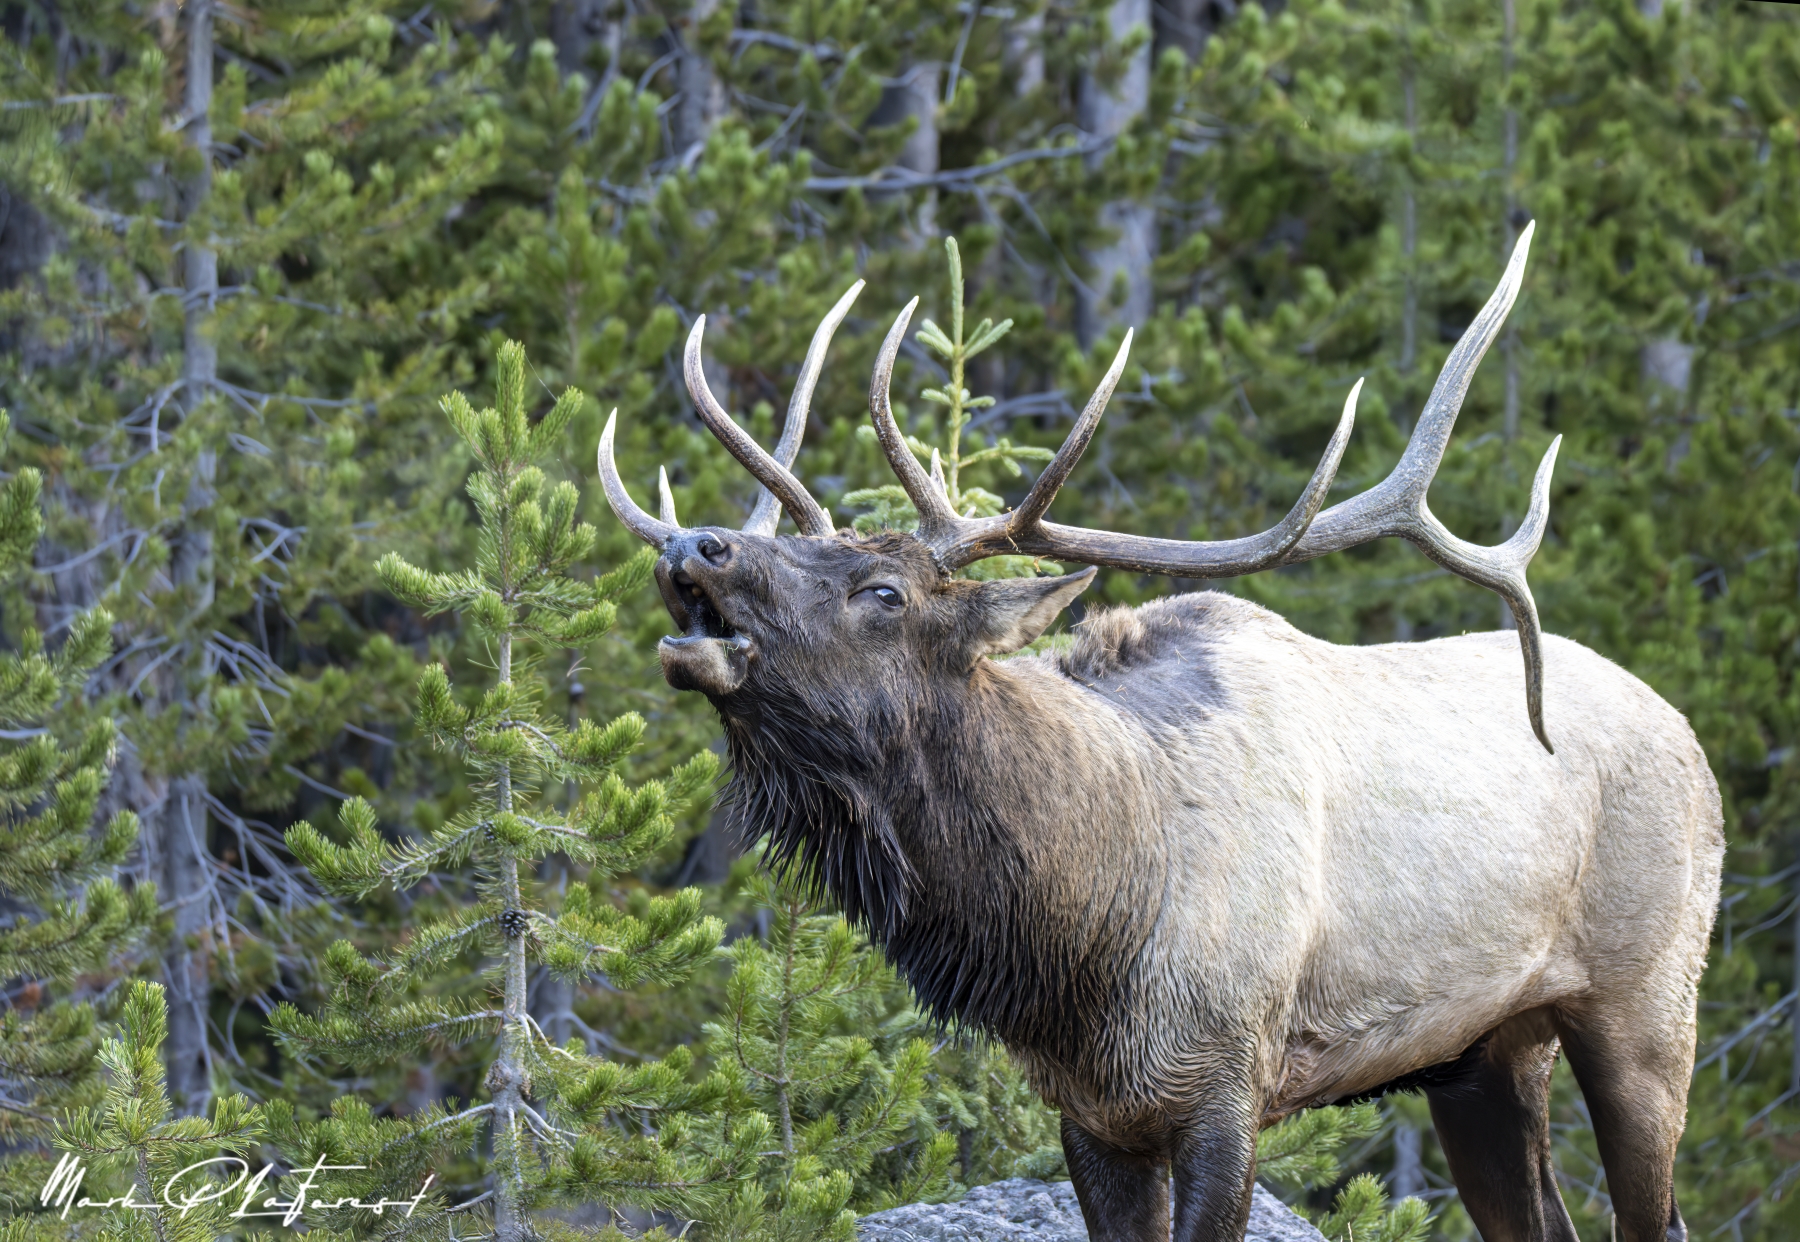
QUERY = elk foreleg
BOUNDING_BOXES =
[1169,1103,1258,1242]
[1062,1114,1169,1242]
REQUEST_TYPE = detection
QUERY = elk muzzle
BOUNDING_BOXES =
[656,531,753,696]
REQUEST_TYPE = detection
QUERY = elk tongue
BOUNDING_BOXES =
[659,632,751,696]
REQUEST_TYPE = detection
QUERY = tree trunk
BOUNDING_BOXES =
[1496,0,1522,633]
[155,436,217,1112]
[533,690,583,1049]
[669,0,734,434]
[183,0,217,404]
[1005,8,1062,355]
[531,968,576,1047]
[158,0,219,1116]
[673,804,742,888]
[159,774,213,1112]
[1004,7,1045,96]
[553,0,621,81]
[673,0,725,162]
[870,61,940,246]
[1644,337,1695,471]
[1076,0,1154,347]
[491,631,532,1242]
[1791,890,1800,1100]
[1397,44,1419,435]
[1500,0,1520,446]
[0,185,53,293]
[1391,1122,1426,1198]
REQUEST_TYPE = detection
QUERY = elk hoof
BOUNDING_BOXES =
[660,633,751,696]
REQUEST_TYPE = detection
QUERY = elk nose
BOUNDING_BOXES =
[695,533,731,565]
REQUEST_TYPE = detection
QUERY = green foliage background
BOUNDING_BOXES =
[1,0,1797,1236]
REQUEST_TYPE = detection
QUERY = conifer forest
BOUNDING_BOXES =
[1,0,1798,1237]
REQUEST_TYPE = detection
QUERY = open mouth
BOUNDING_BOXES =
[667,569,737,641]
[656,564,752,696]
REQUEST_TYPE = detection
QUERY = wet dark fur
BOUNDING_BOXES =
[1342,1036,1491,1106]
[681,531,1145,1060]
[715,634,1141,1060]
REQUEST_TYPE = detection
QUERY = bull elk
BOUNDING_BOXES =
[598,225,1723,1242]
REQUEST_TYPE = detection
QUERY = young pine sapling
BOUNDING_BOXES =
[703,874,954,1242]
[273,343,764,1240]
[845,238,1059,581]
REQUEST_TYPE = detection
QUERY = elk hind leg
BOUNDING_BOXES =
[1061,1115,1169,1242]
[1424,1010,1578,1242]
[1556,1007,1693,1242]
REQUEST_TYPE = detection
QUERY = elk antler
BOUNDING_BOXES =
[598,410,679,547]
[1278,222,1561,752]
[596,281,864,544]
[865,303,1357,579]
[864,224,1557,750]
[741,280,864,535]
[658,466,681,526]
[687,315,837,537]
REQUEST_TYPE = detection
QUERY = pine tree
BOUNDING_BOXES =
[1111,2,1800,1234]
[0,409,152,1214]
[270,342,763,1239]
[1314,1176,1433,1242]
[0,0,520,1111]
[46,981,262,1242]
[6,0,1130,1176]
[1513,3,1800,1230]
[1256,1103,1432,1241]
[701,875,956,1242]
[918,1037,1067,1190]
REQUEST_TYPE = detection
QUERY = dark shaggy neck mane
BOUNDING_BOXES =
[718,661,1143,1061]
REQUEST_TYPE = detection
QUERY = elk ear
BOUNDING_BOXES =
[961,567,1098,661]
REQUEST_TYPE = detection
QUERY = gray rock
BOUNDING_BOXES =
[858,1179,1325,1242]
[1243,1185,1330,1242]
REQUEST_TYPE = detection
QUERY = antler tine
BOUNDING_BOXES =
[658,466,680,527]
[869,297,961,533]
[909,344,1355,575]
[1409,435,1561,752]
[685,316,834,537]
[597,410,679,548]
[1404,221,1536,483]
[938,381,1356,573]
[1284,222,1535,562]
[1279,222,1559,751]
[744,279,866,536]
[1007,329,1133,532]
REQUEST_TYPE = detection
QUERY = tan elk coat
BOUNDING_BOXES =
[995,591,1720,1149]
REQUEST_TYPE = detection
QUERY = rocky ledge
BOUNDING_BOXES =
[859,1179,1326,1241]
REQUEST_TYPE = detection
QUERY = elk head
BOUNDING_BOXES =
[600,225,1561,751]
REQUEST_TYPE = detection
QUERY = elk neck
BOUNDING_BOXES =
[718,647,1169,1060]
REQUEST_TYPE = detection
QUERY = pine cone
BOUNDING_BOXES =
[498,908,529,938]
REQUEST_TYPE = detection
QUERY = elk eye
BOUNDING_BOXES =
[861,585,902,609]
